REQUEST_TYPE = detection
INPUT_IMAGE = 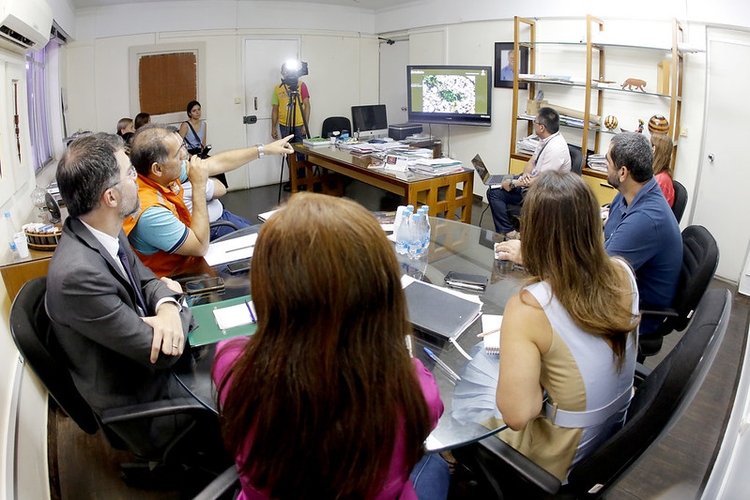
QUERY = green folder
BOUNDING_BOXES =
[188,294,257,346]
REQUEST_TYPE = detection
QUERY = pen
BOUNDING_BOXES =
[423,347,461,381]
[477,327,501,338]
[227,245,254,253]
[245,300,256,322]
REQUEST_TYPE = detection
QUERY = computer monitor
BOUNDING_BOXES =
[351,104,388,139]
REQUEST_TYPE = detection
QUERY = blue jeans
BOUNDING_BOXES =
[487,186,524,233]
[409,453,450,500]
[209,210,253,241]
[280,125,306,161]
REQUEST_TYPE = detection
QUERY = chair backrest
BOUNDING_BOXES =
[670,225,720,332]
[568,144,584,175]
[9,277,100,434]
[672,179,688,223]
[321,116,352,138]
[568,288,731,498]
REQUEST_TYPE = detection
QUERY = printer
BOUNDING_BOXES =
[388,123,423,141]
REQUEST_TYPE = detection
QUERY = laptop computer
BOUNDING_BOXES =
[471,154,514,186]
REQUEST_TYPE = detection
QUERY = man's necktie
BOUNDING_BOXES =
[117,244,149,315]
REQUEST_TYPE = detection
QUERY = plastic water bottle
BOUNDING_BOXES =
[407,212,424,259]
[417,206,431,251]
[4,211,18,259]
[395,207,412,255]
[393,205,407,236]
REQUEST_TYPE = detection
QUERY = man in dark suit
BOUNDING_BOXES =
[45,133,196,456]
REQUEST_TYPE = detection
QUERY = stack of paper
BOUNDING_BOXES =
[516,132,540,155]
[587,153,608,172]
[410,157,464,177]
[302,137,333,148]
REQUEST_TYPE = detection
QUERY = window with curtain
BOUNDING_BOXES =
[26,44,53,174]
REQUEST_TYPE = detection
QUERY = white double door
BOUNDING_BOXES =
[241,38,300,188]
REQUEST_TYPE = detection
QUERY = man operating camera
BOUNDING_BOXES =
[271,60,311,144]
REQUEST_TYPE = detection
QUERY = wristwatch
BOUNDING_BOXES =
[509,180,516,189]
[255,143,265,158]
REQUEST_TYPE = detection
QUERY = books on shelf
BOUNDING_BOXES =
[402,278,481,340]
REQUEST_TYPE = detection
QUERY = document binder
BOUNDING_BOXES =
[404,280,481,340]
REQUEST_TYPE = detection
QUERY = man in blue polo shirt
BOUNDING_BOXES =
[494,132,681,337]
[603,132,682,336]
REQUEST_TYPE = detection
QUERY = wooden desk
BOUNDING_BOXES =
[290,144,474,224]
[0,248,54,300]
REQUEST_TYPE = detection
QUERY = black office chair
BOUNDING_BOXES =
[638,225,719,360]
[671,179,688,223]
[321,116,351,138]
[452,288,732,499]
[193,465,241,500]
[9,277,217,475]
[568,144,584,175]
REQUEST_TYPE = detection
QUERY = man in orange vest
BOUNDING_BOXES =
[124,124,293,277]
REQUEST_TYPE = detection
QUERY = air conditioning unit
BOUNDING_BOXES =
[0,0,52,52]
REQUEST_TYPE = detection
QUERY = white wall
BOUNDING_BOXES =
[0,45,57,500]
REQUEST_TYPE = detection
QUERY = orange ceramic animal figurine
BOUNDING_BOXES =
[621,78,647,91]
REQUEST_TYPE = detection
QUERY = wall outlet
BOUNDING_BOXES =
[680,127,688,137]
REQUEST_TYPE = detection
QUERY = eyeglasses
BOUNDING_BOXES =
[108,165,137,190]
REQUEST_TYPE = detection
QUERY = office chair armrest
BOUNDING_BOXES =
[209,220,239,231]
[640,308,679,318]
[634,362,652,388]
[453,436,562,497]
[192,465,240,500]
[99,397,208,424]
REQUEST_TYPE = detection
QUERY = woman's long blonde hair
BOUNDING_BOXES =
[521,172,639,366]
[651,132,674,177]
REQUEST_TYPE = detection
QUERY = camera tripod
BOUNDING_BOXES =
[277,81,310,202]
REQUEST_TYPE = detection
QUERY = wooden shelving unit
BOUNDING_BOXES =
[508,15,685,203]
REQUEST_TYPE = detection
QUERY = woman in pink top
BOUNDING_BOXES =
[212,192,447,499]
[651,132,675,207]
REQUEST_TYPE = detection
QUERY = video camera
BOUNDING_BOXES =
[281,60,309,90]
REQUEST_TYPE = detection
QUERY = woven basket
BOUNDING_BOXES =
[24,228,61,251]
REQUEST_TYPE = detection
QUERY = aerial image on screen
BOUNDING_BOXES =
[408,66,491,126]
[422,74,477,113]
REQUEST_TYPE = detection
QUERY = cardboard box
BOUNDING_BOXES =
[657,60,670,95]
[526,99,548,115]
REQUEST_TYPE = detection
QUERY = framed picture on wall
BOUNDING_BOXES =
[494,43,528,89]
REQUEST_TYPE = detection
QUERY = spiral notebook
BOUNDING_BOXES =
[482,314,503,356]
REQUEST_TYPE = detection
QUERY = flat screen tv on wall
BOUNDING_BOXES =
[407,65,492,127]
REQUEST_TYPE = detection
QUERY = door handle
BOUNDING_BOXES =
[254,97,258,111]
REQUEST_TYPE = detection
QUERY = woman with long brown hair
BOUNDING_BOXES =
[651,132,675,206]
[212,192,448,499]
[495,171,640,482]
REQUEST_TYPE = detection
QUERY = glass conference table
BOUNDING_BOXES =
[175,217,525,453]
